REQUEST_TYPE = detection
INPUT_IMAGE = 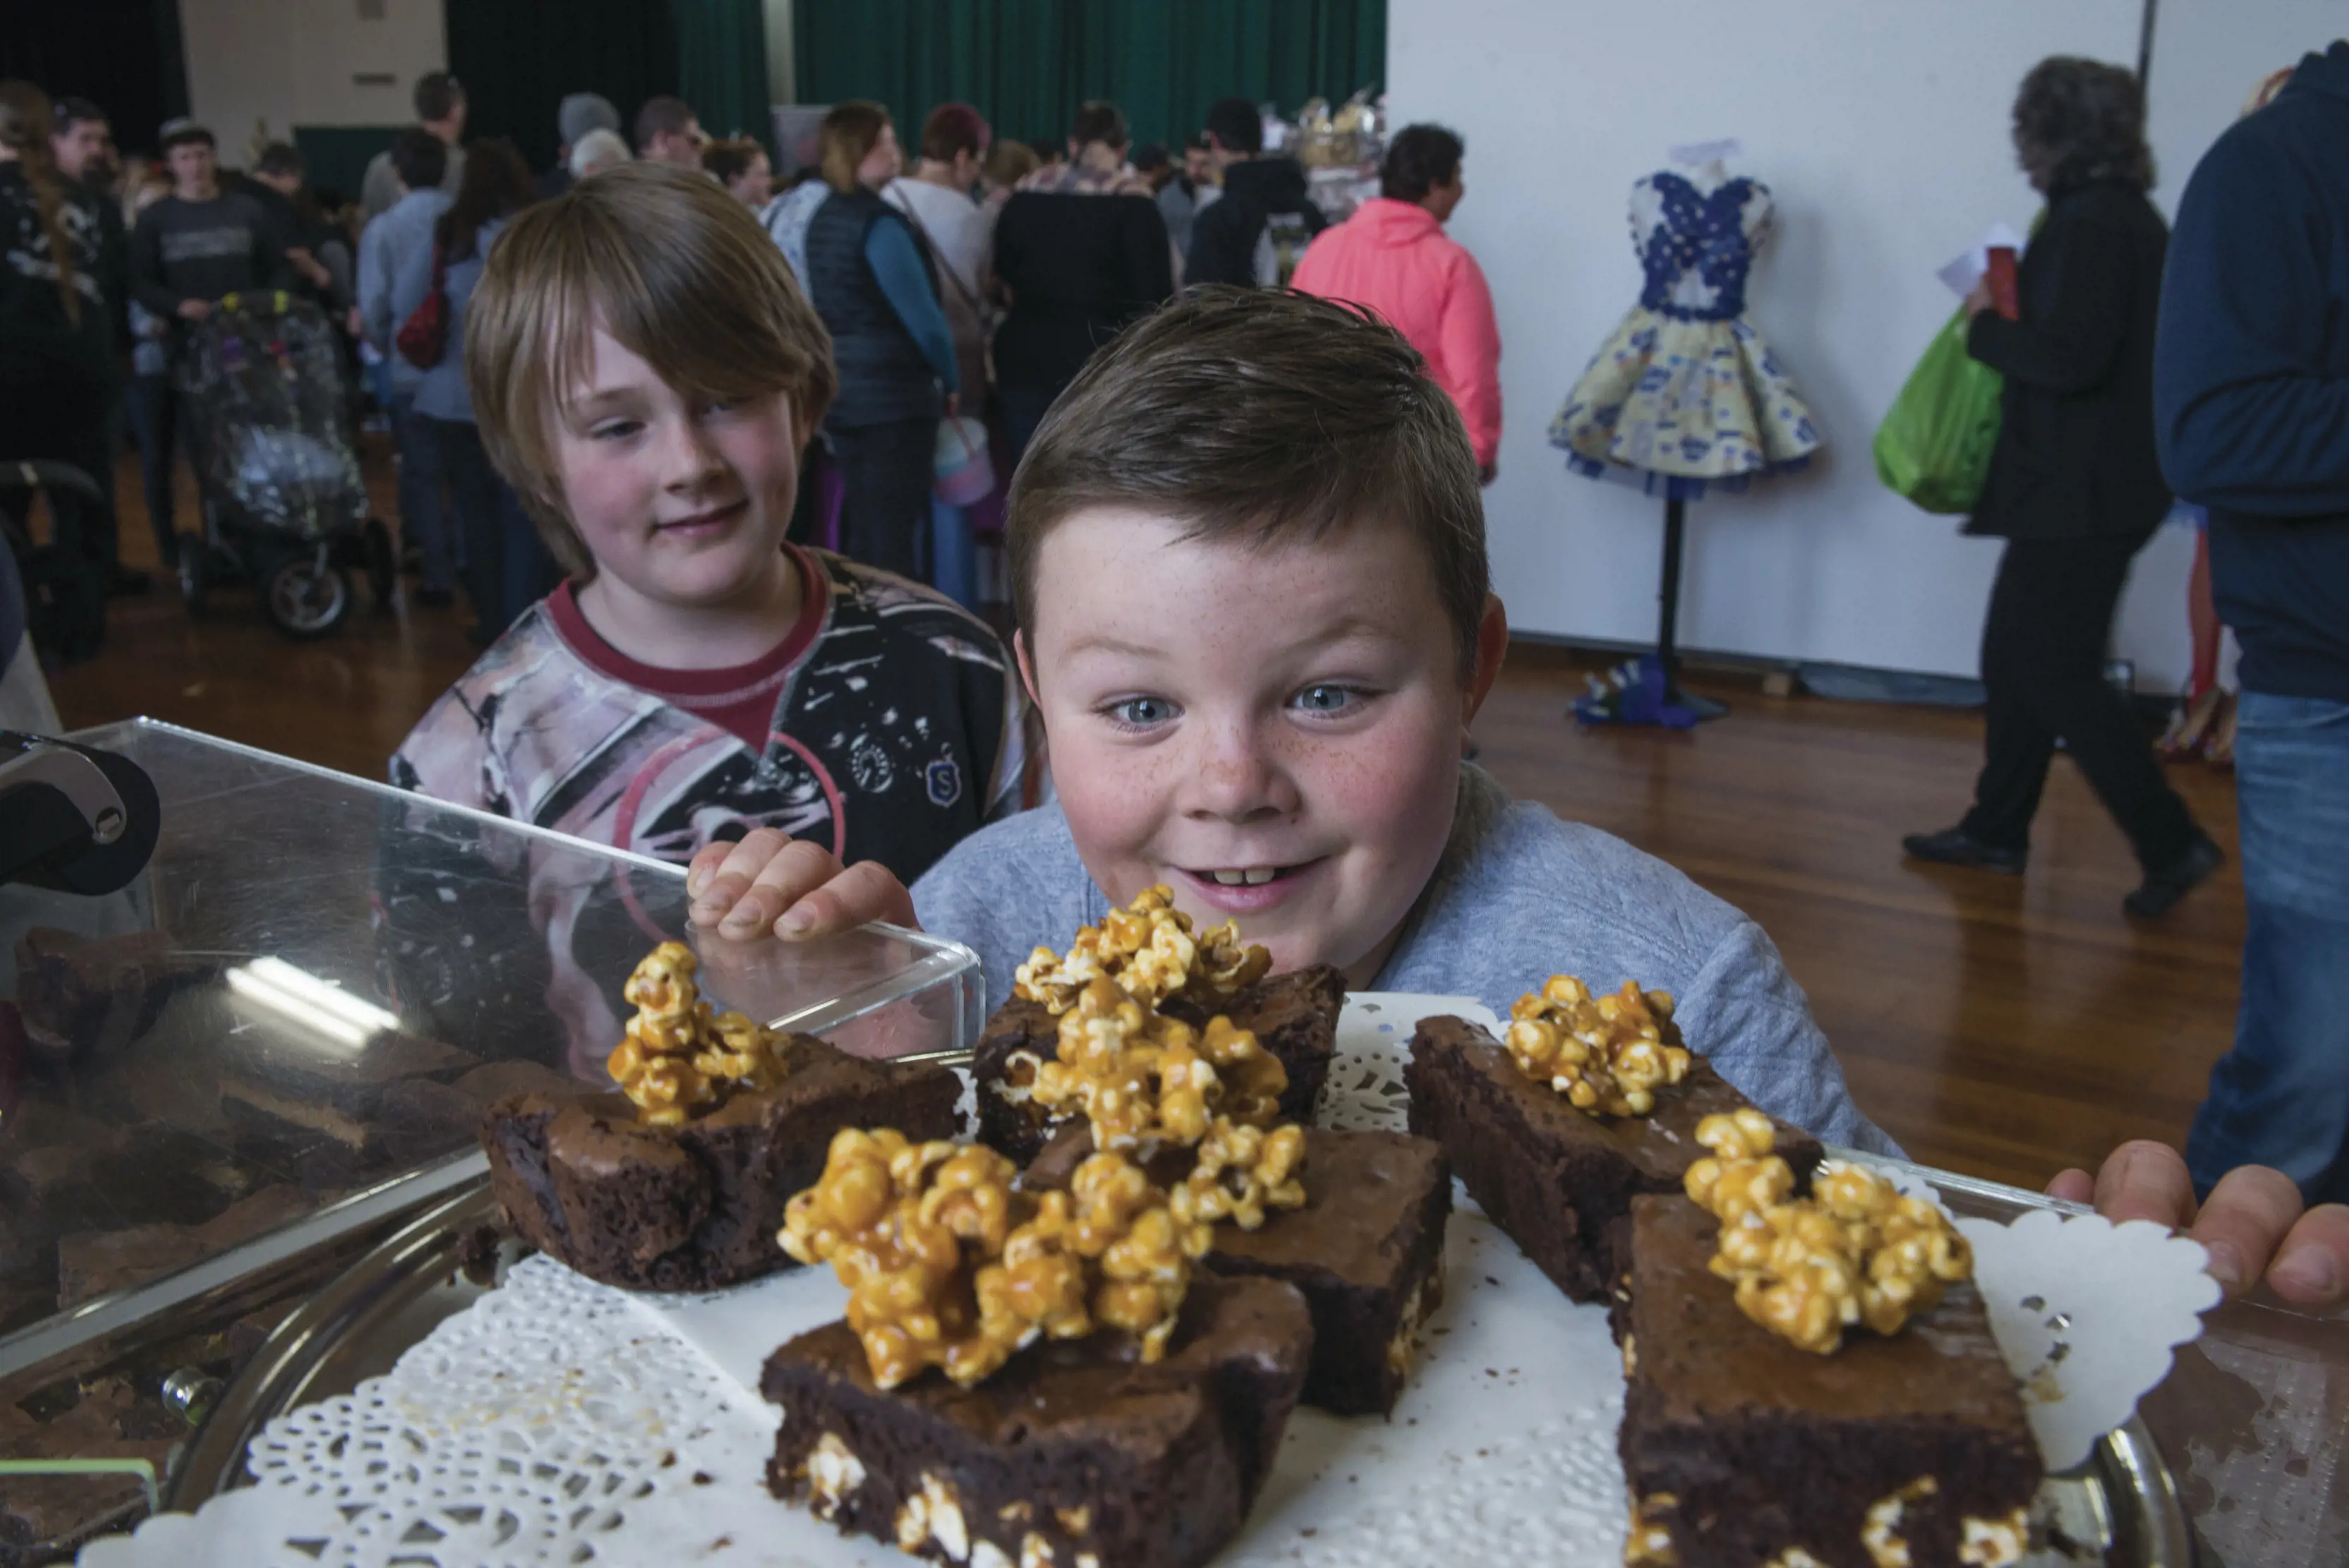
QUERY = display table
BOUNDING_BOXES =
[0,720,980,1559]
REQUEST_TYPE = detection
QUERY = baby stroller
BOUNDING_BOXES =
[174,292,394,638]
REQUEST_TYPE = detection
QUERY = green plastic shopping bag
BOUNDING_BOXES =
[1873,307,2004,514]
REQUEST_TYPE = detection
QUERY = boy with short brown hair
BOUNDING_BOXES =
[687,285,1885,1147]
[394,161,1032,886]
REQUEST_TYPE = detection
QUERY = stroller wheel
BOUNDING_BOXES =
[263,551,351,638]
[362,517,397,605]
[176,533,210,613]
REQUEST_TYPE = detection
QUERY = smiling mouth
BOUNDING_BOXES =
[657,498,749,531]
[1188,864,1310,887]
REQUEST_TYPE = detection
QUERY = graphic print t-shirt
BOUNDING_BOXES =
[391,546,1036,881]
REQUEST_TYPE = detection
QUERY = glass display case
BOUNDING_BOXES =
[0,719,981,1557]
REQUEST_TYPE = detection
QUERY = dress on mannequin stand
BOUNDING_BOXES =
[1550,150,1823,725]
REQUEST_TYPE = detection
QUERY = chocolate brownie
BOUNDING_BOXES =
[1405,1015,1822,1303]
[763,1273,1312,1568]
[1027,1121,1449,1416]
[481,1034,960,1291]
[975,966,1344,1163]
[1619,1194,2041,1568]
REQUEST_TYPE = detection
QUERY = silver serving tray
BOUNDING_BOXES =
[171,1181,2194,1566]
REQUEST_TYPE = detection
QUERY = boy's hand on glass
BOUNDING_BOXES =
[685,828,917,941]
[2048,1140,2349,1309]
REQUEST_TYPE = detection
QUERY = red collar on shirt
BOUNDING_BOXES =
[545,543,831,720]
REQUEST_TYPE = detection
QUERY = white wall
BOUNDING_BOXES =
[181,0,446,159]
[1387,0,2335,685]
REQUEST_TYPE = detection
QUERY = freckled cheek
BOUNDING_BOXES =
[1306,708,1459,857]
[1049,726,1185,873]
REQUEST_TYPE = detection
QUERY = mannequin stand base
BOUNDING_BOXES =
[1668,687,1729,722]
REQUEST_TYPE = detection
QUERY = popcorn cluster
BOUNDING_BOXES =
[1013,885,1270,1014]
[606,942,789,1126]
[1504,975,1692,1118]
[1684,1110,1973,1355]
[781,1128,1210,1388]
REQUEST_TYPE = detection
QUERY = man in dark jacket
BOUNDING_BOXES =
[1184,96,1324,289]
[126,119,296,562]
[1903,58,2217,918]
[2156,42,2349,1207]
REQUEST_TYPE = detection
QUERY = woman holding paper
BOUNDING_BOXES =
[1903,56,2219,920]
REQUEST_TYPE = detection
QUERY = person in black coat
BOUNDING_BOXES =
[989,102,1175,465]
[1904,57,2220,917]
[1184,95,1326,289]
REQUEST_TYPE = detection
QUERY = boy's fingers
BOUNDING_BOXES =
[2044,1168,2095,1206]
[776,860,917,940]
[684,840,737,901]
[2192,1164,2312,1298]
[717,839,845,936]
[2265,1204,2349,1308]
[688,828,803,922]
[2089,1140,2198,1230]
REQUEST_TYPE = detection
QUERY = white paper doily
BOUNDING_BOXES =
[79,993,2211,1566]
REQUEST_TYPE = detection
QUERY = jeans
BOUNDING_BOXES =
[421,415,514,634]
[2185,692,2349,1203]
[389,393,454,593]
[999,384,1058,474]
[831,418,936,581]
[930,496,977,612]
[125,373,180,566]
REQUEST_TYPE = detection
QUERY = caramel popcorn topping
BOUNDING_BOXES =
[782,1129,1210,1387]
[1170,1118,1308,1231]
[1684,1114,1973,1355]
[1505,975,1692,1118]
[1032,978,1291,1153]
[606,941,790,1126]
[1013,885,1270,1014]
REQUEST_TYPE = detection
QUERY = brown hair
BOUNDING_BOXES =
[920,103,989,164]
[2012,57,2154,193]
[982,139,1038,190]
[464,161,838,580]
[0,81,82,325]
[435,135,536,262]
[702,137,766,186]
[818,100,890,195]
[1009,287,1490,675]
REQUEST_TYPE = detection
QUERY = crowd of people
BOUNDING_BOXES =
[0,48,2343,1310]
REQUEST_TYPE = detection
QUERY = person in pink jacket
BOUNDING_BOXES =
[1293,125,1502,481]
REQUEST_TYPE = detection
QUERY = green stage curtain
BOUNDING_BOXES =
[793,0,1384,152]
[674,0,774,147]
[445,0,768,171]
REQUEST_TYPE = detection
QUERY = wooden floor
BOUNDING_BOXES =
[42,441,2245,1193]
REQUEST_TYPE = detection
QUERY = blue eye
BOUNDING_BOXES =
[1292,684,1362,714]
[1107,696,1177,729]
[591,419,642,442]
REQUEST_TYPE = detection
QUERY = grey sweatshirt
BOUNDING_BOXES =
[128,191,294,318]
[912,764,1897,1154]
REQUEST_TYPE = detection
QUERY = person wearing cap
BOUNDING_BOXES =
[540,92,620,200]
[126,118,297,563]
[362,71,466,223]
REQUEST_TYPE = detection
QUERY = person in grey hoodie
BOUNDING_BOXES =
[359,128,456,603]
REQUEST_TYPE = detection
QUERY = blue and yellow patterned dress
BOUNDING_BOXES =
[1550,170,1821,497]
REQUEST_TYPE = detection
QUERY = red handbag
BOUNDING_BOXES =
[395,241,450,369]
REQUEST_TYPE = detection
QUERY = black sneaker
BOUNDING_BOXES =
[1902,826,2027,874]
[108,566,152,597]
[2123,835,2226,919]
